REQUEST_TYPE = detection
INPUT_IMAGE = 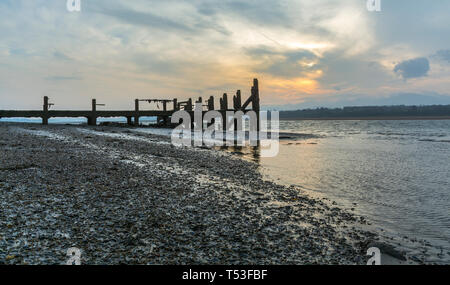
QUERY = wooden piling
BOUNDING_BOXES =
[42,96,49,125]
[134,99,139,126]
[186,98,193,111]
[222,93,228,110]
[208,96,214,110]
[233,90,242,110]
[236,90,241,110]
[252,79,260,132]
[88,99,97,126]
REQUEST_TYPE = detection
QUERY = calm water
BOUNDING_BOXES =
[257,120,450,263]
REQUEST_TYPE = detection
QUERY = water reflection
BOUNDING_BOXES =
[216,120,450,264]
[215,145,261,164]
[258,120,450,264]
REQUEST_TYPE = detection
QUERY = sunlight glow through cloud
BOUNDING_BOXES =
[0,0,450,110]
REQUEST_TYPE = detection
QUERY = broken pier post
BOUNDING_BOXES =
[88,99,97,126]
[42,96,49,125]
[134,99,139,126]
[252,79,260,132]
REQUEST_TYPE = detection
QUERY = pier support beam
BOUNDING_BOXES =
[134,99,139,126]
[87,117,96,126]
[233,90,242,131]
[252,79,260,132]
[221,93,228,110]
[42,96,49,125]
[220,93,228,131]
[206,96,215,128]
[208,96,214,111]
[127,116,133,126]
[186,98,193,111]
[161,101,168,125]
[234,90,242,110]
[88,99,97,126]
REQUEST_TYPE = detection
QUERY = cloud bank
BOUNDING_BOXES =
[0,0,450,109]
[394,57,430,80]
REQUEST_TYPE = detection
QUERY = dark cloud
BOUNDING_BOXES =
[196,0,292,28]
[92,4,194,33]
[393,57,430,79]
[434,50,450,63]
[246,46,318,78]
[53,51,72,61]
[90,1,230,36]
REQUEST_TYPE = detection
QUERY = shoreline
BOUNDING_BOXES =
[279,116,450,121]
[0,123,418,264]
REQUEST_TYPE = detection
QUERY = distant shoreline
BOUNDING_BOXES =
[280,116,450,121]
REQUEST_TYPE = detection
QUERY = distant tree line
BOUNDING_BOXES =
[279,105,450,119]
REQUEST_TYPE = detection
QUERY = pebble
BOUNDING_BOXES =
[0,123,428,265]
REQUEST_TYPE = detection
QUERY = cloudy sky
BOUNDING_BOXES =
[1,0,450,110]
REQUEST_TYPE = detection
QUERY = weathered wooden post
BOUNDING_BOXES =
[221,93,228,132]
[206,96,215,128]
[184,98,193,129]
[134,99,139,126]
[252,79,260,132]
[233,90,242,132]
[127,117,133,125]
[161,100,168,125]
[236,90,242,110]
[208,96,214,110]
[222,93,228,110]
[42,96,49,125]
[173,99,178,111]
[186,98,193,111]
[88,99,97,126]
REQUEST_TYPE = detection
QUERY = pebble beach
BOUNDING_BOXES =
[0,123,414,265]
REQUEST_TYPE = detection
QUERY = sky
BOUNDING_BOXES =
[1,0,450,110]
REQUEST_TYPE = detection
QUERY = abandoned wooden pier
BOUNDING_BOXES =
[0,79,261,130]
